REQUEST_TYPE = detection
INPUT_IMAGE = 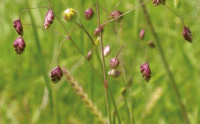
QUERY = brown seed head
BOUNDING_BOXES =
[148,41,156,48]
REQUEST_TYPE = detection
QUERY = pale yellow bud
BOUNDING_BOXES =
[63,8,77,22]
[95,37,100,46]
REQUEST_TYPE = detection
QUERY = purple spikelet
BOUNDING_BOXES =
[110,57,119,69]
[110,10,122,21]
[44,9,54,30]
[108,69,121,77]
[153,0,161,6]
[85,8,94,20]
[51,66,63,83]
[103,46,111,56]
[183,26,192,43]
[139,29,145,40]
[86,50,92,60]
[13,36,26,55]
[13,19,23,36]
[140,63,151,82]
[94,25,104,36]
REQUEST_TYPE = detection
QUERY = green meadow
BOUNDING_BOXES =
[0,0,200,123]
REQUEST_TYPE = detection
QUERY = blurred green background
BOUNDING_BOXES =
[0,0,200,123]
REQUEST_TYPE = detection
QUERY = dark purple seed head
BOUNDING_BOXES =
[86,50,92,60]
[108,69,121,77]
[183,26,192,43]
[85,8,94,20]
[139,29,145,40]
[152,0,161,6]
[114,70,121,77]
[140,63,151,82]
[110,10,122,21]
[13,36,26,55]
[148,41,156,48]
[51,66,63,83]
[110,57,119,68]
[94,25,104,36]
[13,19,23,36]
[44,9,54,30]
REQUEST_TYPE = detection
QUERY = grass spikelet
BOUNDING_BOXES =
[62,68,106,124]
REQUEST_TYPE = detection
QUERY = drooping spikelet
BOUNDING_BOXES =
[140,62,151,82]
[13,36,26,55]
[110,57,119,69]
[108,69,121,77]
[110,10,123,21]
[51,66,63,83]
[94,26,104,37]
[13,19,23,36]
[183,26,192,43]
[85,8,94,20]
[44,9,54,30]
[152,0,165,6]
[139,29,145,40]
[103,46,111,56]
[86,50,92,60]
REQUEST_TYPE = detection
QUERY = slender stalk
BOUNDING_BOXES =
[134,0,140,41]
[117,22,130,124]
[19,6,49,19]
[140,1,190,124]
[70,38,103,81]
[108,86,121,124]
[24,24,66,37]
[95,1,111,124]
[74,21,95,46]
[24,1,57,123]
[53,14,103,81]
[103,0,149,26]
[163,5,185,26]
[57,39,67,65]
[73,21,103,71]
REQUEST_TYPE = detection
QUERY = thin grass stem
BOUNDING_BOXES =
[163,5,185,26]
[73,21,103,71]
[103,0,149,26]
[53,13,103,82]
[24,1,57,123]
[140,1,190,123]
[19,6,50,19]
[96,1,111,124]
[74,21,95,46]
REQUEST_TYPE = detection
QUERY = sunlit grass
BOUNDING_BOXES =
[0,0,200,123]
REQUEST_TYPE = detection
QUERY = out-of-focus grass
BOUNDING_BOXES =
[0,0,200,123]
